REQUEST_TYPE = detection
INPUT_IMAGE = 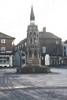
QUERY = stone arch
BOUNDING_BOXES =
[34,50,38,57]
[29,50,32,57]
[30,32,32,36]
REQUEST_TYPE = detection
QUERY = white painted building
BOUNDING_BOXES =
[63,42,67,57]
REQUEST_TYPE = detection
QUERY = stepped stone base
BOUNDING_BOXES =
[17,65,50,73]
[17,57,50,73]
[27,58,40,65]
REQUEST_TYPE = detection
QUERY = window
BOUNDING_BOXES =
[1,39,6,43]
[42,47,46,53]
[64,46,66,50]
[1,47,5,52]
[64,51,66,56]
[0,60,2,63]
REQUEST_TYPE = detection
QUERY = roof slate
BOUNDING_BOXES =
[39,32,61,39]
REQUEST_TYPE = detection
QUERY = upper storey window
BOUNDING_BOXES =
[1,39,6,43]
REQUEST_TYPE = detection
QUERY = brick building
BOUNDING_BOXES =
[0,32,15,67]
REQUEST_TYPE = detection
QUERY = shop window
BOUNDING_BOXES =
[1,47,5,52]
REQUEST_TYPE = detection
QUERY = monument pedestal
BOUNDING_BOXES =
[17,64,50,73]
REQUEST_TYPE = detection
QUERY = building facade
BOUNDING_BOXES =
[62,40,67,64]
[39,27,63,65]
[0,32,15,67]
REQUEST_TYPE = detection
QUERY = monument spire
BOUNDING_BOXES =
[30,6,35,21]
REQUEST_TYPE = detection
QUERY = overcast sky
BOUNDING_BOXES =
[0,0,67,44]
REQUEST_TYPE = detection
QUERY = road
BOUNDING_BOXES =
[0,68,67,100]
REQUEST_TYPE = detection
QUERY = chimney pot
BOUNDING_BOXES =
[43,27,46,32]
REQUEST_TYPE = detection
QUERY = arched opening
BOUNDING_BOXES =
[30,32,32,36]
[30,38,32,44]
[29,50,32,57]
[34,50,38,57]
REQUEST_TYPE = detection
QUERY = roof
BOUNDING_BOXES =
[64,40,67,44]
[0,32,15,39]
[16,31,61,45]
[39,31,61,39]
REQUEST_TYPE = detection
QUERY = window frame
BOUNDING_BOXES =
[1,39,6,44]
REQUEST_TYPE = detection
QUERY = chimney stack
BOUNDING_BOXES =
[43,27,46,32]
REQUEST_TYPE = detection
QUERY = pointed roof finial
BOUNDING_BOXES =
[30,6,35,21]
